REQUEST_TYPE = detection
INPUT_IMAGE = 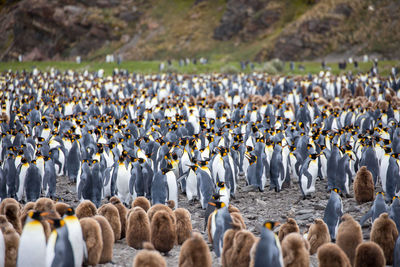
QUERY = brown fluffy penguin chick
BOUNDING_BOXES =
[354,241,386,267]
[231,212,246,230]
[75,200,97,219]
[132,242,166,267]
[278,218,300,242]
[147,204,176,224]
[3,226,19,267]
[226,230,256,267]
[336,214,362,265]
[98,203,121,242]
[0,215,13,232]
[370,212,398,264]
[126,207,150,249]
[132,197,151,212]
[228,204,240,213]
[354,166,375,204]
[34,197,56,213]
[2,201,22,235]
[282,233,310,267]
[248,237,260,267]
[79,217,103,266]
[93,215,114,264]
[55,202,69,217]
[167,200,175,210]
[174,208,192,245]
[317,243,351,267]
[0,198,20,215]
[21,202,35,215]
[307,218,331,255]
[109,196,127,239]
[179,232,212,267]
[150,210,176,254]
[222,229,236,267]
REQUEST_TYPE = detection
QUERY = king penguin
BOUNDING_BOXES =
[63,207,86,267]
[299,153,319,198]
[46,218,75,267]
[323,188,343,241]
[360,192,388,226]
[17,211,48,267]
[253,221,283,267]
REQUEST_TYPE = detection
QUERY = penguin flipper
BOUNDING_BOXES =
[360,209,373,226]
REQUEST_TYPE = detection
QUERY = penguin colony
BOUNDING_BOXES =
[0,68,400,265]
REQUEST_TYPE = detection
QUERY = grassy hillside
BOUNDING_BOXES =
[0,0,399,62]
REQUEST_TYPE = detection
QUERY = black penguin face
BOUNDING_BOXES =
[65,207,75,216]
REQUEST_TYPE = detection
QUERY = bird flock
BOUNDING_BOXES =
[0,68,400,266]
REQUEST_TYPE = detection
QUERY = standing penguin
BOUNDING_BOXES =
[179,232,212,267]
[390,196,400,232]
[281,233,310,267]
[353,166,374,204]
[299,153,319,198]
[270,144,286,192]
[252,221,283,267]
[63,207,86,267]
[98,203,121,242]
[278,218,300,242]
[93,215,114,264]
[151,168,168,206]
[79,217,103,266]
[336,214,363,266]
[174,208,192,245]
[66,139,81,182]
[150,210,176,254]
[16,157,29,201]
[370,212,398,265]
[394,235,400,267]
[360,192,388,226]
[113,155,131,205]
[323,189,343,241]
[46,218,75,267]
[17,211,48,267]
[317,243,351,267]
[24,160,42,202]
[354,241,386,267]
[213,205,233,257]
[126,207,150,249]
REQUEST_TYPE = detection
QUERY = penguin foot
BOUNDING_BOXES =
[345,193,353,198]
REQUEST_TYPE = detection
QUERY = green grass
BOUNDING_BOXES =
[0,60,398,76]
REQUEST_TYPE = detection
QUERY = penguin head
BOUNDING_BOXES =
[376,191,385,198]
[308,153,319,160]
[211,193,222,201]
[48,218,65,228]
[332,188,341,194]
[65,207,75,216]
[263,220,280,231]
[161,168,171,175]
[208,201,225,209]
[217,182,225,188]
[28,210,48,221]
